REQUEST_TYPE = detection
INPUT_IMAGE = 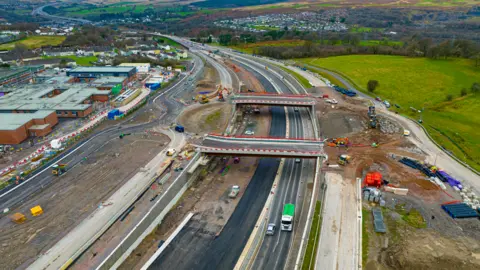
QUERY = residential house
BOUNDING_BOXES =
[177,50,188,59]
[42,47,75,57]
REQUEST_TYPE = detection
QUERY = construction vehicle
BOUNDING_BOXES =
[368,105,377,128]
[52,164,67,176]
[338,154,351,165]
[11,213,26,224]
[198,94,209,104]
[119,133,131,139]
[166,148,176,156]
[327,137,349,147]
[218,91,225,101]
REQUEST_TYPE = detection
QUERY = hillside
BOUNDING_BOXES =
[299,55,480,170]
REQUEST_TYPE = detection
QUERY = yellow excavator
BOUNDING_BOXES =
[196,94,209,104]
[52,164,67,176]
[338,154,351,166]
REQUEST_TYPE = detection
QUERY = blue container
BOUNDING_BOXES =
[175,125,184,133]
[108,109,120,120]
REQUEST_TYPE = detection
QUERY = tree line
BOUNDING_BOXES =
[253,36,480,64]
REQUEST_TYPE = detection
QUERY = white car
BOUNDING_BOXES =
[266,223,276,236]
[325,99,338,104]
[166,148,176,156]
[244,130,255,135]
[383,100,391,108]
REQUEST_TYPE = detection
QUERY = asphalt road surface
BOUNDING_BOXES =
[149,47,315,270]
[252,107,304,270]
[0,55,202,213]
[149,58,286,270]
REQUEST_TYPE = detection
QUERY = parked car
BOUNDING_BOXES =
[325,98,338,104]
[229,185,240,198]
[244,130,255,135]
[375,97,382,102]
[295,158,301,163]
[266,223,276,235]
[394,104,401,108]
[383,100,391,108]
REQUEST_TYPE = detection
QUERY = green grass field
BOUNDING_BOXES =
[0,36,66,51]
[277,65,312,88]
[299,55,480,170]
[155,36,182,49]
[43,55,98,66]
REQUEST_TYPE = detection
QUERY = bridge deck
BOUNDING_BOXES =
[199,135,324,157]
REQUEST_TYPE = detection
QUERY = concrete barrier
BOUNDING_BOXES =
[96,153,201,270]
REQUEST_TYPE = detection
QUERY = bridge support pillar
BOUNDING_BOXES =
[309,105,319,139]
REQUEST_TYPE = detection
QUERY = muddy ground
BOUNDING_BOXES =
[313,84,480,270]
[178,103,233,135]
[119,60,272,269]
[0,133,169,269]
[195,60,219,93]
[225,59,265,93]
[119,156,261,269]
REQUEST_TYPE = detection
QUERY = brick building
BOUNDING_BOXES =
[0,84,110,144]
[0,111,58,144]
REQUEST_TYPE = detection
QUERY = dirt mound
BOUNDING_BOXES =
[383,229,480,270]
[196,79,216,90]
[178,103,232,134]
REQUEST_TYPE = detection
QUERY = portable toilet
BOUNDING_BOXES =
[11,213,26,224]
[30,205,43,216]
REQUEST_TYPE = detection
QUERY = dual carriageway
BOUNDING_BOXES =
[4,34,325,270]
[148,38,323,270]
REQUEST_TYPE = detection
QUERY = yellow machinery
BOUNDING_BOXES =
[338,154,351,166]
[11,213,26,224]
[327,137,349,147]
[199,94,209,104]
[30,205,43,216]
[52,164,67,176]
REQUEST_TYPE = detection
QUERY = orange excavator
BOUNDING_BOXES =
[327,137,349,147]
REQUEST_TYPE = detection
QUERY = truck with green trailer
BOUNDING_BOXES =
[281,203,295,231]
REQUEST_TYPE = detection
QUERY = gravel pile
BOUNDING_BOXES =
[378,116,401,134]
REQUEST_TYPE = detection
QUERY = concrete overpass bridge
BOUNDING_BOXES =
[229,93,319,137]
[198,134,325,158]
[231,93,317,107]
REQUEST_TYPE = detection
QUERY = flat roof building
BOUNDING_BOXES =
[0,110,58,144]
[0,82,114,144]
[0,66,45,87]
[66,66,137,79]
[119,63,150,73]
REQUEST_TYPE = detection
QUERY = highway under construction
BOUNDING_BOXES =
[2,32,480,270]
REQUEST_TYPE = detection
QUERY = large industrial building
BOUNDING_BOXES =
[0,84,111,144]
[66,66,137,82]
[0,111,58,144]
[0,66,45,87]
